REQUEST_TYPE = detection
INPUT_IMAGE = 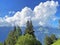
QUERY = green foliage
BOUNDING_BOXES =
[4,20,42,45]
[15,34,42,45]
[44,34,57,45]
[15,26,22,38]
[5,31,17,45]
[4,26,22,45]
[25,20,35,37]
[50,34,57,42]
[52,39,60,45]
[44,35,53,45]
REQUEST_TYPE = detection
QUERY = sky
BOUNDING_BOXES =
[0,0,60,27]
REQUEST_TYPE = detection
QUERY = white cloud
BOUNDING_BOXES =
[33,0,58,26]
[9,11,15,14]
[0,0,59,27]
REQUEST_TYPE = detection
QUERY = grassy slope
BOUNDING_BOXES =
[52,39,60,45]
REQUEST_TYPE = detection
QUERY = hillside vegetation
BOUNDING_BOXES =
[0,20,59,45]
[52,39,60,45]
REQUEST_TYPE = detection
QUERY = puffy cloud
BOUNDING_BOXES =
[33,0,58,26]
[0,0,59,27]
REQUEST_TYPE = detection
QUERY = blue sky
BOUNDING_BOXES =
[0,0,60,27]
[0,0,44,17]
[0,0,59,17]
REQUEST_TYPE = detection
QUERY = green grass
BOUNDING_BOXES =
[52,39,60,45]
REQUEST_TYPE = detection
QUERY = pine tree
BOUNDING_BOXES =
[4,26,22,45]
[25,20,35,37]
[44,35,53,45]
[15,26,22,39]
[50,34,57,42]
[3,41,6,45]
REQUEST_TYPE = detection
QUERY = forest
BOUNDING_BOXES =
[0,20,60,45]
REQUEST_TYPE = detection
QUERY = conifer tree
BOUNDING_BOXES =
[44,35,53,45]
[25,20,35,37]
[50,34,57,43]
[4,26,22,45]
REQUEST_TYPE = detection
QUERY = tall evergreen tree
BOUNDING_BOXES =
[15,26,22,39]
[3,41,6,45]
[50,34,57,43]
[44,35,53,45]
[25,20,35,37]
[4,26,22,45]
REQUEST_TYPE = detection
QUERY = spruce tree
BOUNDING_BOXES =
[15,26,22,39]
[50,34,57,43]
[25,20,35,37]
[44,35,53,45]
[4,26,22,45]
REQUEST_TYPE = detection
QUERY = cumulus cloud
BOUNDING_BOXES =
[0,0,59,27]
[33,0,58,26]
